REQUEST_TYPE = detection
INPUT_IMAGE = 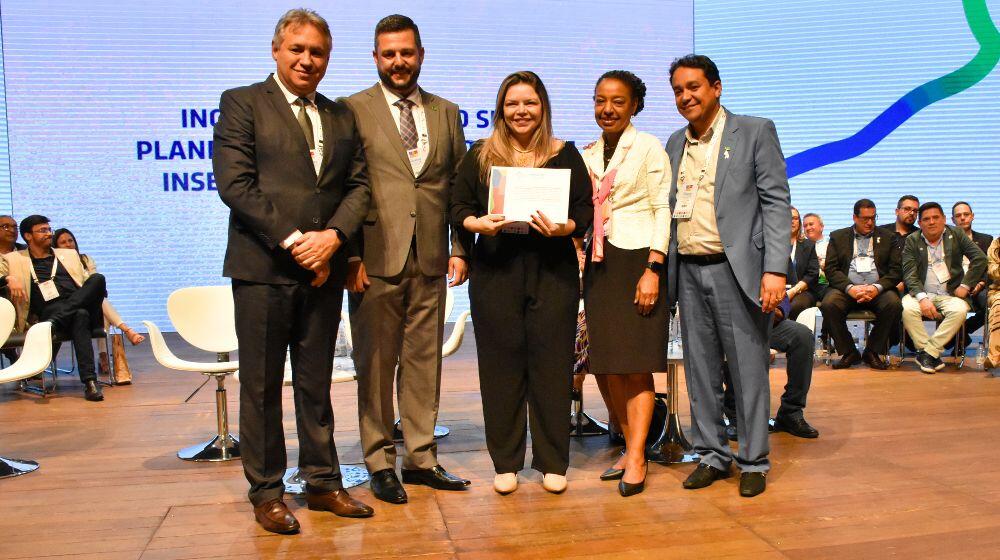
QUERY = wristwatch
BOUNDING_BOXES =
[645,261,664,275]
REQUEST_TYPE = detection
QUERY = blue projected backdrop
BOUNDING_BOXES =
[0,0,693,328]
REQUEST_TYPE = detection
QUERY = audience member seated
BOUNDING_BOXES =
[879,195,919,294]
[0,215,26,255]
[949,202,992,349]
[3,215,109,401]
[802,212,829,285]
[788,206,821,319]
[820,199,902,370]
[901,202,986,374]
[723,300,819,440]
[983,237,1000,378]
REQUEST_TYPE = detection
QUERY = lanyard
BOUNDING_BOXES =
[853,236,873,258]
[29,254,59,284]
[678,120,724,190]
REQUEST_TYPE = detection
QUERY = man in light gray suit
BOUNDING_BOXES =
[344,15,472,504]
[665,55,791,498]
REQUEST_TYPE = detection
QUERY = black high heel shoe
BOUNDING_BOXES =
[600,450,626,481]
[618,463,647,497]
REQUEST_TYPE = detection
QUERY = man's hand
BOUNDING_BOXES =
[310,261,330,288]
[971,281,986,297]
[6,275,26,303]
[291,229,341,270]
[634,270,661,316]
[448,257,468,287]
[896,281,905,293]
[529,211,575,237]
[954,285,970,300]
[760,272,786,313]
[857,285,879,303]
[346,261,370,293]
[463,214,511,236]
[919,297,942,320]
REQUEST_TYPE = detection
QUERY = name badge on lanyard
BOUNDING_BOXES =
[32,257,61,302]
[672,183,697,219]
[672,131,721,220]
[932,260,951,283]
[853,237,874,273]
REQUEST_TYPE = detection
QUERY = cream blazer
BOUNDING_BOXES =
[582,125,671,254]
[2,248,89,332]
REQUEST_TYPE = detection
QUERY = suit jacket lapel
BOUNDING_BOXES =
[264,75,313,163]
[417,89,440,179]
[317,96,335,183]
[713,110,739,207]
[365,84,414,176]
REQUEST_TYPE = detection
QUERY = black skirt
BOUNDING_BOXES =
[583,240,669,374]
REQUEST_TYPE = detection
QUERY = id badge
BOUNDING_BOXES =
[932,260,951,283]
[855,256,874,273]
[962,255,970,273]
[38,279,60,301]
[672,183,698,219]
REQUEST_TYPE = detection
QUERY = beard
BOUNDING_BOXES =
[377,64,421,95]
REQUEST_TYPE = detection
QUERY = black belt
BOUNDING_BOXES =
[678,252,727,266]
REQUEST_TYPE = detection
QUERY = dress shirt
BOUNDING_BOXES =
[676,107,727,255]
[922,235,949,298]
[379,82,429,174]
[815,238,829,285]
[847,229,880,288]
[582,125,671,253]
[273,73,325,250]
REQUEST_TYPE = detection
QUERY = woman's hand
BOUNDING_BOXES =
[463,214,511,236]
[529,211,575,237]
[634,270,661,316]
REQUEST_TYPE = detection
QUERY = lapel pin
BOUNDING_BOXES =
[723,146,731,159]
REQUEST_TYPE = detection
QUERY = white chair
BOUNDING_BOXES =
[0,298,54,479]
[142,285,239,462]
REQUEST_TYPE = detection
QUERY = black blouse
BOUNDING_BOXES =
[450,140,594,241]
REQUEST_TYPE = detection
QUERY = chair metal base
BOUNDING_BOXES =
[0,456,39,479]
[647,413,700,464]
[570,411,610,437]
[282,466,370,494]
[392,420,450,442]
[177,434,240,462]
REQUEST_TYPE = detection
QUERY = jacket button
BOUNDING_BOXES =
[315,188,321,194]
[312,217,320,224]
[410,211,417,217]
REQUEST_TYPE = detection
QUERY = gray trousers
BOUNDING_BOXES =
[349,247,446,473]
[679,259,772,473]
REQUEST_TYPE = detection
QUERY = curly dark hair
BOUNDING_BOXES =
[595,70,646,116]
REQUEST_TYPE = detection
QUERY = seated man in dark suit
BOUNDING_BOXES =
[902,202,986,373]
[879,195,919,295]
[950,201,992,349]
[820,199,902,370]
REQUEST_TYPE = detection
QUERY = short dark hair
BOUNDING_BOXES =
[951,201,972,215]
[853,199,876,217]
[374,14,421,50]
[52,228,78,251]
[918,202,944,220]
[19,214,49,238]
[595,70,647,116]
[896,195,919,209]
[669,54,721,86]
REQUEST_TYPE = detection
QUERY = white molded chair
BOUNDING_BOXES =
[0,298,54,479]
[143,285,240,462]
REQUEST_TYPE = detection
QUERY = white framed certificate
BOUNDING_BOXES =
[488,166,571,224]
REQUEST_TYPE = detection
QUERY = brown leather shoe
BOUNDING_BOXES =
[253,500,300,534]
[305,489,374,518]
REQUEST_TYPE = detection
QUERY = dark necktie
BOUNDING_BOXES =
[394,98,418,151]
[295,97,315,150]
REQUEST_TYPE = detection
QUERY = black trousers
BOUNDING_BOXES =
[468,237,577,475]
[724,318,814,423]
[233,272,346,507]
[820,288,902,356]
[38,274,106,383]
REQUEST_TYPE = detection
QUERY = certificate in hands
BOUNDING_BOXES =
[489,166,571,223]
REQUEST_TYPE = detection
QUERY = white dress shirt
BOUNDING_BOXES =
[273,73,325,249]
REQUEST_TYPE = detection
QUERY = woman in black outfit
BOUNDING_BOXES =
[787,206,822,319]
[450,71,592,495]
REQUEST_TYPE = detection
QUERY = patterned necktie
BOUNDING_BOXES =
[295,97,315,150]
[394,98,418,151]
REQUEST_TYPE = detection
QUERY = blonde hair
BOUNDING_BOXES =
[478,71,559,180]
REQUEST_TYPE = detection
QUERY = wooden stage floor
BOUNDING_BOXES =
[2,330,1000,559]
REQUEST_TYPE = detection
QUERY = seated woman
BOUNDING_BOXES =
[985,238,1000,377]
[53,229,144,374]
[787,206,822,320]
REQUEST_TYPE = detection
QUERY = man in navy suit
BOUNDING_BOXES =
[665,54,790,498]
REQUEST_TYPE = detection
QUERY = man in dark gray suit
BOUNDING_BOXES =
[343,15,472,504]
[214,8,373,534]
[666,55,791,498]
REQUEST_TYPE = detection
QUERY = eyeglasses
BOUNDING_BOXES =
[0,224,14,231]
[30,227,52,235]
[897,207,917,214]
[856,215,877,223]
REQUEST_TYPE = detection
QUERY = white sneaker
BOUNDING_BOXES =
[542,473,567,494]
[493,473,518,494]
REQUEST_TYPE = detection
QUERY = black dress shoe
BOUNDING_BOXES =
[772,415,819,438]
[862,350,889,370]
[832,351,862,369]
[370,469,407,504]
[739,472,766,497]
[84,379,104,402]
[401,465,471,491]
[683,463,731,490]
